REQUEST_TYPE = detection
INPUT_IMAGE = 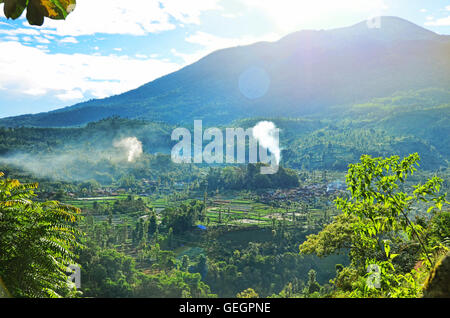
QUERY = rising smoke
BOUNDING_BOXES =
[113,137,143,162]
[0,136,145,182]
[252,121,281,165]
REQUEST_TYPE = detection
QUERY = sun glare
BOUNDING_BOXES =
[243,0,388,33]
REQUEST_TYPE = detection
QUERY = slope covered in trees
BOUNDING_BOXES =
[1,89,448,182]
[1,17,449,127]
[299,154,449,297]
[1,153,447,298]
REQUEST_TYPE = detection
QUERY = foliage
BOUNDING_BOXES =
[1,0,76,26]
[79,247,135,298]
[300,154,449,297]
[78,241,215,298]
[237,288,259,298]
[135,270,215,298]
[206,164,299,191]
[0,172,83,297]
[299,213,358,257]
[162,200,204,234]
[336,153,447,266]
[306,269,321,295]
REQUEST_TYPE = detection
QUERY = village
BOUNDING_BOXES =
[257,180,347,204]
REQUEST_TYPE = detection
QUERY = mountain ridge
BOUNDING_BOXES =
[1,16,449,128]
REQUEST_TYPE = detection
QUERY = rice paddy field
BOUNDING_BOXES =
[63,190,335,231]
[64,194,130,209]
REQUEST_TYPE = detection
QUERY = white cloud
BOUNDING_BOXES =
[159,0,223,25]
[3,36,19,41]
[36,45,49,52]
[60,37,79,43]
[173,31,279,65]
[424,5,450,26]
[185,31,278,48]
[425,16,450,26]
[0,40,181,103]
[171,48,206,65]
[222,13,239,19]
[29,0,222,37]
[34,36,51,44]
[56,89,84,101]
[237,0,388,33]
[0,28,40,36]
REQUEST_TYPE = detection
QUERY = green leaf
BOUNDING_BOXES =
[4,0,28,19]
[2,0,76,25]
[384,241,391,258]
[26,0,45,26]
[39,0,75,19]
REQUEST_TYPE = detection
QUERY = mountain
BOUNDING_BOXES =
[1,16,449,128]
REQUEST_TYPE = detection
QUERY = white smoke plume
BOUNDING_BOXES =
[113,137,143,162]
[252,121,281,165]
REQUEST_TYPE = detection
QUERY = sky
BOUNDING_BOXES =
[0,0,449,118]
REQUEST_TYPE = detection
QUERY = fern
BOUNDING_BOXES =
[0,172,84,297]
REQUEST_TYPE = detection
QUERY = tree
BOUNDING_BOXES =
[180,255,190,272]
[300,154,449,297]
[167,227,174,248]
[306,269,321,294]
[190,254,208,280]
[148,211,158,237]
[237,288,259,298]
[79,248,135,298]
[336,154,447,267]
[0,172,84,297]
[1,0,76,26]
[299,213,360,258]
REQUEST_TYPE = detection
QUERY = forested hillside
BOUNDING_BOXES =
[1,89,448,183]
[1,17,449,128]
